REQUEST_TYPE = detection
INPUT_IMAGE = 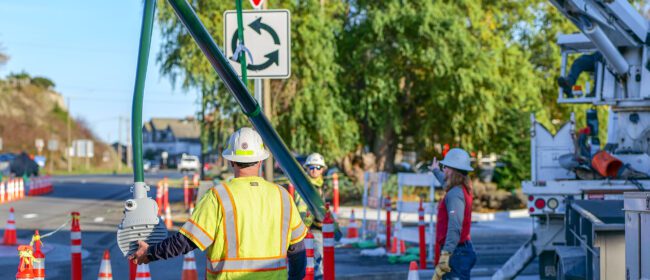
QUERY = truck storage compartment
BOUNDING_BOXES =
[624,192,650,280]
[564,200,625,280]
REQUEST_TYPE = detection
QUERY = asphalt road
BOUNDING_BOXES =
[0,172,538,279]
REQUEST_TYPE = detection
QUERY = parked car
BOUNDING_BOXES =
[0,153,16,173]
[178,154,200,173]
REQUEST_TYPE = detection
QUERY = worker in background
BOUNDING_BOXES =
[557,52,602,98]
[430,148,477,280]
[293,152,327,279]
[129,127,308,280]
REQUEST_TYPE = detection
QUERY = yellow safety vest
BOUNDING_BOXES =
[180,176,307,279]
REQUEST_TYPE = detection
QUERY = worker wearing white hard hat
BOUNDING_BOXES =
[131,128,308,280]
[291,152,327,278]
[430,148,476,280]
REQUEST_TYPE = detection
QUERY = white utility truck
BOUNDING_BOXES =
[493,1,650,279]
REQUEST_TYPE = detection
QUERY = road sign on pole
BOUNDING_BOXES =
[224,10,291,79]
[35,139,45,154]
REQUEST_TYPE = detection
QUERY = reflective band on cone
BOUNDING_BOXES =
[97,250,113,280]
[70,212,82,280]
[323,204,335,280]
[181,250,198,280]
[4,207,17,245]
[135,263,152,280]
[32,230,45,280]
[407,261,419,280]
[16,245,35,280]
[303,231,314,280]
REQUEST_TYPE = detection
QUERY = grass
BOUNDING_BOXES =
[50,167,133,176]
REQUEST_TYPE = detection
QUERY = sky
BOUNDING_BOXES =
[0,0,199,144]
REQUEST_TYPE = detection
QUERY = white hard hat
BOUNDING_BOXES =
[304,153,327,168]
[440,148,473,172]
[222,127,270,163]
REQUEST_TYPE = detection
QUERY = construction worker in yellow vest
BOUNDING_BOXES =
[293,152,327,278]
[129,127,308,280]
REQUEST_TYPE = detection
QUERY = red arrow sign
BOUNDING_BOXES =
[249,0,265,9]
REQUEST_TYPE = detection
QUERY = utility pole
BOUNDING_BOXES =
[117,116,123,172]
[67,97,72,173]
[126,117,132,169]
[261,1,274,182]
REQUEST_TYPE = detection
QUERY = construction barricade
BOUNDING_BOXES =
[361,172,389,240]
[395,173,441,263]
[27,176,53,196]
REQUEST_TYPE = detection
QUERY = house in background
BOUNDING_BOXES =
[142,117,201,165]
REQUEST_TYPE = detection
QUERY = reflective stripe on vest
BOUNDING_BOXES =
[213,183,239,259]
[180,219,213,250]
[279,187,291,255]
[290,222,307,243]
[207,257,287,274]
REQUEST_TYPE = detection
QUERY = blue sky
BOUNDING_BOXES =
[0,0,199,144]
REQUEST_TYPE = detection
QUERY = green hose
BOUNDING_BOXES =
[131,0,156,183]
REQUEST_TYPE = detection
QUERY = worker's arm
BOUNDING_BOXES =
[287,240,306,280]
[433,168,445,186]
[147,232,198,261]
[442,187,465,253]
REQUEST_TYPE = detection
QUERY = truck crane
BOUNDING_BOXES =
[493,0,650,279]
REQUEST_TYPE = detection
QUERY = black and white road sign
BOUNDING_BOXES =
[224,9,291,79]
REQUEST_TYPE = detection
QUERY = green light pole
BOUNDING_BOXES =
[235,0,248,85]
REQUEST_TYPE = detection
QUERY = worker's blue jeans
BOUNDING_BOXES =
[443,242,477,280]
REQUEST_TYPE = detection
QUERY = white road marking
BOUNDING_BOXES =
[94,217,105,223]
[23,213,38,219]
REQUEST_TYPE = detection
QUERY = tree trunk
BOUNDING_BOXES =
[373,124,397,172]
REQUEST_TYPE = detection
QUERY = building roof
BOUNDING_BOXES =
[145,117,200,139]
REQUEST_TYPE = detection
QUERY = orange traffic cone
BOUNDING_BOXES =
[304,231,315,280]
[97,250,113,280]
[32,231,45,280]
[18,178,24,199]
[346,210,359,239]
[163,180,172,229]
[407,261,419,280]
[0,180,5,203]
[4,207,17,245]
[135,263,152,280]
[181,250,198,280]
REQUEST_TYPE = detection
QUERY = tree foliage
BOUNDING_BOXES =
[156,0,612,188]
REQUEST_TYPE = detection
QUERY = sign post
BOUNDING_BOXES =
[225,7,290,181]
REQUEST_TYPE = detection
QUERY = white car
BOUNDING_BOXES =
[178,155,200,173]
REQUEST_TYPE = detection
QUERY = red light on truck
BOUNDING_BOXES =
[528,195,534,202]
[535,198,546,209]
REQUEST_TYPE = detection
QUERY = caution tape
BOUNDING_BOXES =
[39,220,70,240]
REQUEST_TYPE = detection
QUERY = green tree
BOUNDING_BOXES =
[156,0,357,162]
[31,76,55,89]
[338,1,549,175]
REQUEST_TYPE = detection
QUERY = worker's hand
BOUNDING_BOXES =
[438,251,452,272]
[430,157,440,171]
[432,267,445,280]
[127,240,150,265]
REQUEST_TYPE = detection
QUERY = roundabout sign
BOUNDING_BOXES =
[224,10,291,79]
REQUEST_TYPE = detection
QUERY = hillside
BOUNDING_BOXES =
[0,76,116,171]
